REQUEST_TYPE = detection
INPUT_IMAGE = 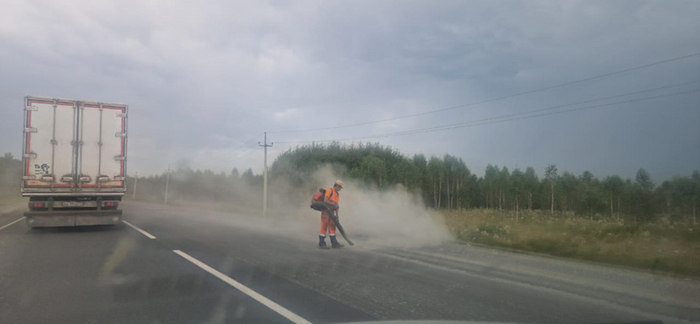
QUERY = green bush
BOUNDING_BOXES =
[477,224,507,237]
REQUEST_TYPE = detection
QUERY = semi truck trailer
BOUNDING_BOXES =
[21,96,128,227]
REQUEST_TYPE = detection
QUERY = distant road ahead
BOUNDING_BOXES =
[0,202,698,324]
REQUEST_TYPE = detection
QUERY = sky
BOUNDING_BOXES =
[1,0,699,181]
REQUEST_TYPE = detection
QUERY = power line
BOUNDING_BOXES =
[299,88,700,142]
[236,148,259,159]
[372,88,700,139]
[224,132,265,159]
[230,132,264,152]
[268,51,700,134]
[360,81,700,138]
[275,81,699,143]
[276,87,700,144]
[236,143,282,160]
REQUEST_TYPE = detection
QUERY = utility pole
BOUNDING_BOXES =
[164,164,170,204]
[259,132,273,216]
[133,172,138,200]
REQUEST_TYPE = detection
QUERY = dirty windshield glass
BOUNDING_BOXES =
[0,1,699,324]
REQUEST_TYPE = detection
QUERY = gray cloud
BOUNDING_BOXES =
[1,0,698,180]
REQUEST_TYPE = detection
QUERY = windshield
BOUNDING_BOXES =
[1,1,699,324]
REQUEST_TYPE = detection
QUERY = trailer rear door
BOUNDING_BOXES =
[77,102,127,189]
[22,96,128,195]
[23,98,77,190]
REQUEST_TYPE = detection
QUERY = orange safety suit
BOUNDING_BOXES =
[320,187,340,237]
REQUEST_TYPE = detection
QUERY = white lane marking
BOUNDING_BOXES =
[0,217,25,231]
[173,249,312,324]
[122,220,156,239]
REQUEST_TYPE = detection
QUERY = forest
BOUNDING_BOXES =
[270,143,699,224]
[1,144,698,224]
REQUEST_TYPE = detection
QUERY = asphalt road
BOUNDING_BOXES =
[1,201,698,324]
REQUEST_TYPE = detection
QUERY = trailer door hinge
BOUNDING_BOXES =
[117,113,127,118]
[25,106,38,111]
[41,175,55,182]
[114,155,126,161]
[115,132,126,138]
[61,176,74,183]
[113,176,125,181]
[25,127,37,133]
[79,176,91,183]
[24,153,37,159]
[22,175,36,180]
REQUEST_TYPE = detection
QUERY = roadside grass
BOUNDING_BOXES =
[443,209,700,277]
[124,195,700,277]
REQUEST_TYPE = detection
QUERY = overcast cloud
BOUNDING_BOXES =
[1,0,698,180]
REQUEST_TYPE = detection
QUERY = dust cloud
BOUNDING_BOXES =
[126,164,453,249]
[269,166,453,249]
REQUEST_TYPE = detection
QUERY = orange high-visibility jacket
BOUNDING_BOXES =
[325,187,339,205]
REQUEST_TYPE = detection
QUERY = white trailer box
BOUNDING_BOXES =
[22,96,128,227]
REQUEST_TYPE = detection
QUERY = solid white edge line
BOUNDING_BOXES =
[0,217,25,231]
[173,249,312,324]
[122,220,156,239]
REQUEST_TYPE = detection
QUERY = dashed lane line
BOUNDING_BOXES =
[122,220,157,239]
[0,217,25,231]
[173,249,312,324]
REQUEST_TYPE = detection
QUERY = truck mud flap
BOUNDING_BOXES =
[25,210,122,228]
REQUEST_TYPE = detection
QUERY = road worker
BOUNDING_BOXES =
[319,180,344,249]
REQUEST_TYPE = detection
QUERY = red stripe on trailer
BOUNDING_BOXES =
[26,182,71,188]
[27,100,73,107]
[82,104,125,110]
[25,109,32,176]
[120,107,125,176]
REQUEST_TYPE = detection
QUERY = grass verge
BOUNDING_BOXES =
[443,209,700,277]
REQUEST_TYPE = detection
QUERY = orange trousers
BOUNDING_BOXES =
[319,211,336,236]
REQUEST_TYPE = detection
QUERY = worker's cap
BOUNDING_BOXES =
[334,180,344,188]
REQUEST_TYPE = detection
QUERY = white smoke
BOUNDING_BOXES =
[294,165,453,248]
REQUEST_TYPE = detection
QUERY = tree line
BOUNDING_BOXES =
[127,167,264,207]
[270,143,700,224]
[0,152,266,206]
[2,146,698,224]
